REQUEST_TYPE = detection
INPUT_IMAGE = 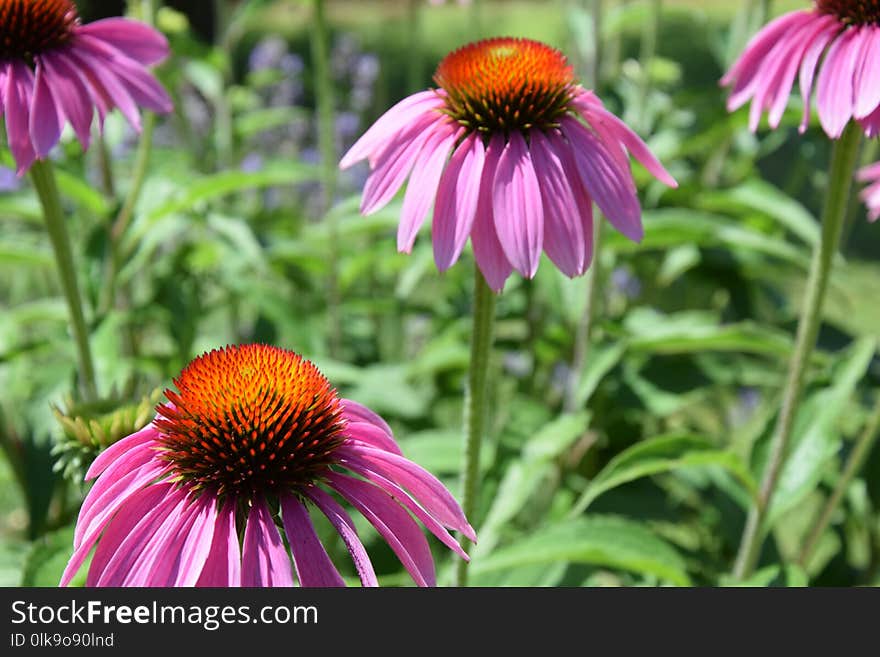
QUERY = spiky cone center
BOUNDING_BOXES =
[0,0,79,60]
[434,37,577,136]
[154,345,346,499]
[817,0,880,24]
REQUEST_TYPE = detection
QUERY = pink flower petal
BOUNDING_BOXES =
[5,61,36,174]
[798,20,845,133]
[723,10,814,108]
[60,482,172,586]
[29,61,63,158]
[169,494,219,586]
[64,46,142,132]
[40,52,95,150]
[529,130,585,277]
[398,123,459,252]
[337,443,475,540]
[344,421,403,456]
[471,134,512,292]
[327,472,436,587]
[360,112,444,215]
[242,497,294,587]
[76,18,170,66]
[306,486,378,587]
[853,25,880,120]
[86,422,160,480]
[196,498,242,587]
[281,494,346,587]
[492,131,544,278]
[816,27,862,138]
[433,134,485,271]
[340,455,470,560]
[341,398,394,437]
[562,117,642,242]
[340,90,446,169]
[573,91,677,187]
[91,484,185,586]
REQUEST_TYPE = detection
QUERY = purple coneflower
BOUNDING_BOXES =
[0,0,172,174]
[858,160,880,221]
[340,37,676,291]
[722,0,880,137]
[61,344,474,587]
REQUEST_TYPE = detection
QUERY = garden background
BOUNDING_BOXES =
[1,0,879,587]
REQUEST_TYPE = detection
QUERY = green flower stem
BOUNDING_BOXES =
[99,112,156,316]
[312,0,342,357]
[96,134,116,200]
[564,217,604,413]
[586,0,603,90]
[454,268,497,587]
[798,393,880,570]
[30,160,98,402]
[732,121,863,580]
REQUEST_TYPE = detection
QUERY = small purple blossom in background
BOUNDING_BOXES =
[722,1,880,137]
[0,0,173,174]
[248,36,288,73]
[0,166,21,192]
[61,345,473,587]
[858,161,880,222]
[611,266,642,300]
[341,37,676,291]
[239,152,264,173]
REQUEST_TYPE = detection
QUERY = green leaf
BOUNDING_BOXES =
[766,338,878,525]
[473,516,692,586]
[625,308,794,356]
[572,433,757,514]
[573,342,626,408]
[718,565,780,587]
[141,162,319,225]
[522,411,591,462]
[54,168,110,217]
[701,179,820,246]
[22,524,79,587]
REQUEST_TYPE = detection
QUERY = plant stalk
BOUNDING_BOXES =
[30,160,98,401]
[732,121,863,579]
[454,268,497,586]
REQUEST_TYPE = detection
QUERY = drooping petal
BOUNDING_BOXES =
[433,133,485,271]
[29,61,63,158]
[341,399,392,435]
[40,52,95,149]
[360,112,445,215]
[816,27,862,139]
[340,90,446,169]
[327,472,436,587]
[60,482,172,586]
[529,130,585,277]
[281,494,346,587]
[492,131,544,278]
[853,25,880,120]
[91,484,186,586]
[345,421,403,456]
[573,95,677,187]
[562,117,642,242]
[471,133,512,292]
[337,443,475,540]
[87,422,161,480]
[241,497,294,587]
[5,61,36,174]
[167,494,219,586]
[723,10,814,108]
[798,20,845,133]
[340,454,470,560]
[75,450,166,549]
[398,122,459,252]
[196,498,241,587]
[64,46,142,132]
[306,486,378,587]
[77,18,170,66]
